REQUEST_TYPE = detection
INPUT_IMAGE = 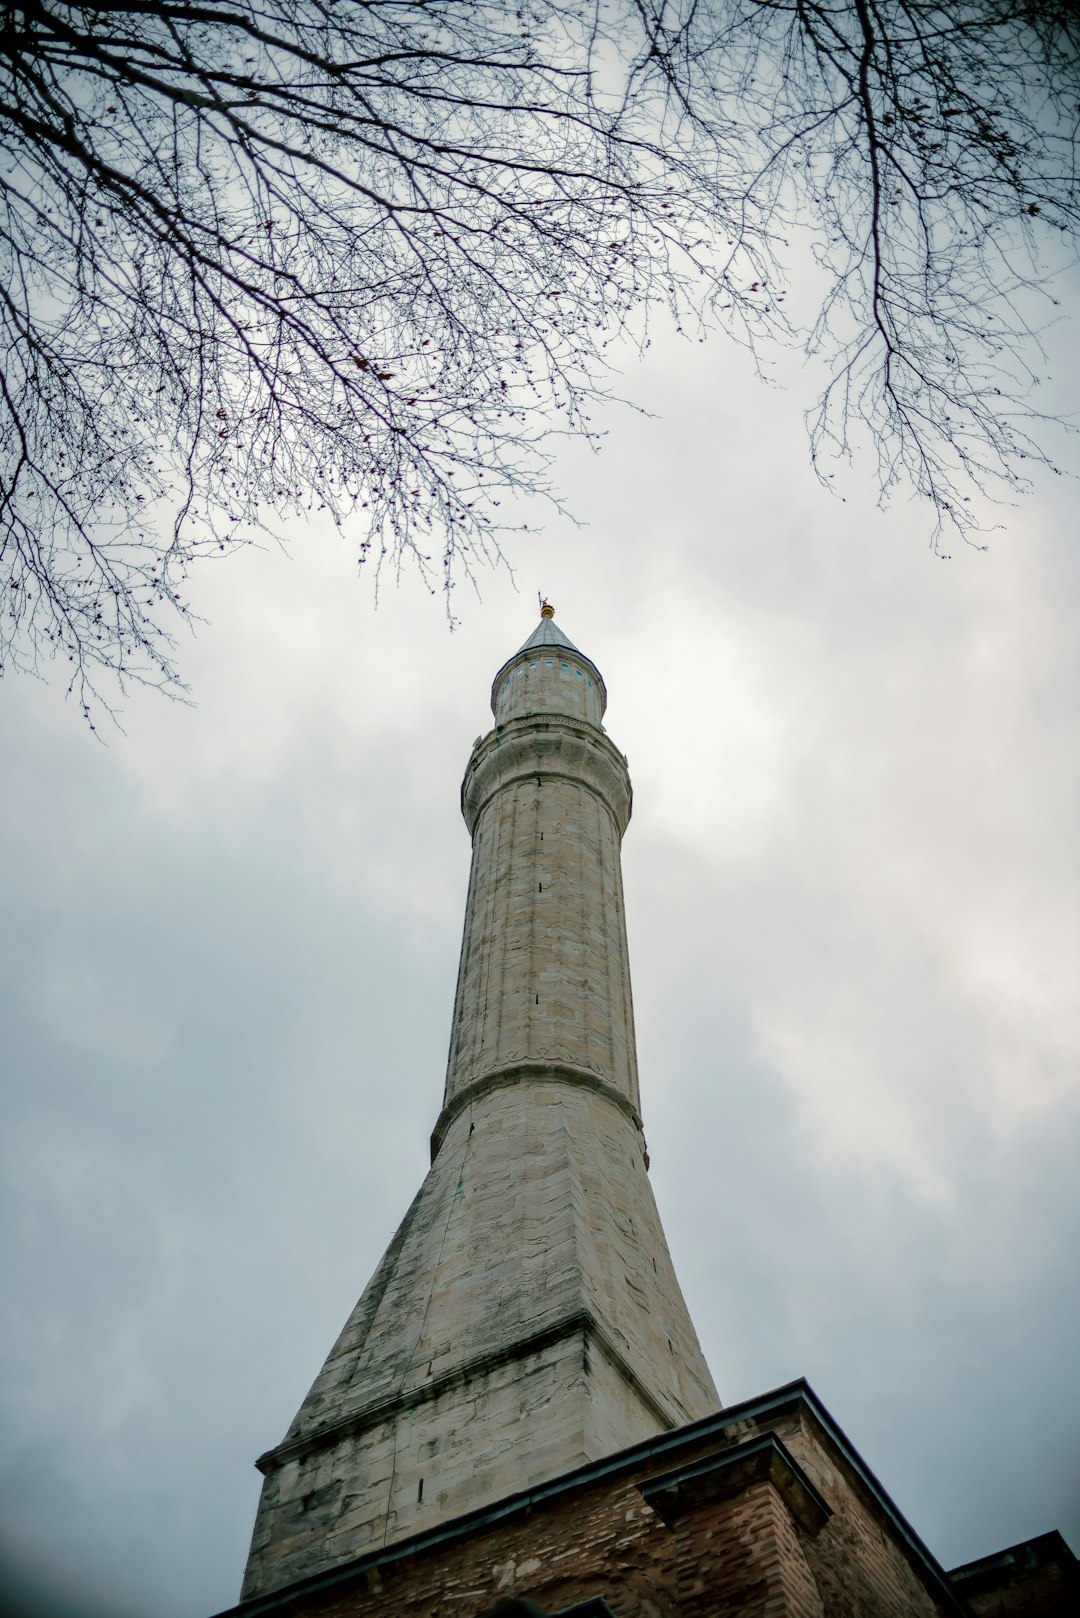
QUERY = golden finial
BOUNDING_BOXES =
[539,598,555,619]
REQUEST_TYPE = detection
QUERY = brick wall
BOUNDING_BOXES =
[230,1404,969,1618]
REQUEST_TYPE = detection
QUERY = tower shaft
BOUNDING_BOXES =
[441,706,639,1130]
[240,615,718,1602]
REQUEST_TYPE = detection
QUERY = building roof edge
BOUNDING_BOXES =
[214,1378,968,1618]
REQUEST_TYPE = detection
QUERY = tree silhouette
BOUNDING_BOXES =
[2,1,1077,710]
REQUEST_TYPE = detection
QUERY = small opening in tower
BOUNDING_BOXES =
[417,1478,424,1503]
[538,883,542,892]
[535,994,539,1004]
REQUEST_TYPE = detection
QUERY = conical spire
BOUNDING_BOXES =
[514,600,581,656]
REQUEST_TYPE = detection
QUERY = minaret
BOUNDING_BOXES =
[240,608,719,1602]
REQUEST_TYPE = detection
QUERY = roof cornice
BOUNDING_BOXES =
[213,1379,969,1618]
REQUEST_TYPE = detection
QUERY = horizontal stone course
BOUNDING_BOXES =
[225,1394,973,1618]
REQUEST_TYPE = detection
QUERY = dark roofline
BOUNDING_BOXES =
[213,1378,967,1618]
[639,1430,833,1536]
[949,1528,1078,1584]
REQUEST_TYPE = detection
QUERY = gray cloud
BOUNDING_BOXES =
[2,303,1077,1617]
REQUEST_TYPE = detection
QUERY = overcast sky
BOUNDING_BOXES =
[2,277,1078,1618]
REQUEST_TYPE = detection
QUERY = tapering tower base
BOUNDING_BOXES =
[242,1072,717,1599]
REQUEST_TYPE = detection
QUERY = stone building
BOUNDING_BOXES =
[218,610,1075,1618]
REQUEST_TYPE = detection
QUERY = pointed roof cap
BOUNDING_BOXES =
[515,612,582,658]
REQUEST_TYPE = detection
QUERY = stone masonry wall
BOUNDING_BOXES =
[233,1406,964,1618]
[243,1330,594,1600]
[445,717,638,1114]
[243,1082,718,1601]
[492,648,606,729]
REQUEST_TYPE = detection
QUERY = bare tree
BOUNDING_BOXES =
[1,2,1077,712]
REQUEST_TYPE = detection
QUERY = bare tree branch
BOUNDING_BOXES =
[1,1,1077,713]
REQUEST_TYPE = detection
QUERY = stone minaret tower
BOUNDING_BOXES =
[241,608,719,1601]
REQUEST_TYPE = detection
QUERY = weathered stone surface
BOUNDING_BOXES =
[223,1387,974,1618]
[240,619,718,1602]
[448,717,637,1114]
[491,640,606,729]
